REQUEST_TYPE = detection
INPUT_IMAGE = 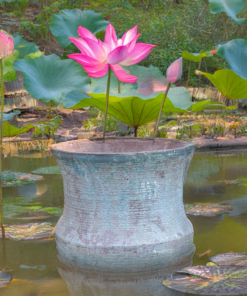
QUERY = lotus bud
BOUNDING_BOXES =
[166,57,183,84]
[210,50,217,54]
[0,30,14,60]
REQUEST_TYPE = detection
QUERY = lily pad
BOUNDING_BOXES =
[216,39,247,79]
[3,205,63,218]
[198,69,247,100]
[14,54,90,106]
[163,265,247,295]
[50,9,109,48]
[182,51,212,62]
[1,171,43,187]
[210,252,247,267]
[209,0,246,25]
[13,33,39,59]
[185,203,233,216]
[0,223,54,240]
[63,65,195,127]
[32,166,60,175]
[0,272,12,288]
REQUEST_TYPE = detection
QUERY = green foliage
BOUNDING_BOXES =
[49,9,109,48]
[13,33,39,59]
[0,51,19,83]
[182,51,212,62]
[3,121,34,137]
[198,69,247,100]
[209,0,246,25]
[14,54,90,105]
[32,116,62,139]
[216,39,247,79]
[32,166,60,175]
[83,112,118,132]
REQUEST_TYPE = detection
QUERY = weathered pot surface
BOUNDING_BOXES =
[51,138,195,273]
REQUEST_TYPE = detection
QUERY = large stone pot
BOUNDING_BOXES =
[51,138,195,273]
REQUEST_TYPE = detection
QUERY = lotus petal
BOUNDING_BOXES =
[120,43,155,66]
[107,46,129,65]
[110,64,137,83]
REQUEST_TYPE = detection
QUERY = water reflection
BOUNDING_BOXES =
[57,252,193,296]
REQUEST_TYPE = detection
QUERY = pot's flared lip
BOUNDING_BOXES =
[51,138,195,156]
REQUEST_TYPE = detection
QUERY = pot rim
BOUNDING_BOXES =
[51,137,195,156]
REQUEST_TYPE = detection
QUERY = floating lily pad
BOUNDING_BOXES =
[0,223,54,240]
[32,166,60,175]
[163,265,247,295]
[185,203,233,216]
[3,205,63,219]
[1,171,43,187]
[0,272,12,288]
[210,252,247,267]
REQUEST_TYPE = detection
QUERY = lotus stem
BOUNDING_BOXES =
[198,60,202,85]
[134,126,138,137]
[118,79,121,94]
[153,82,171,138]
[103,68,111,139]
[187,61,191,86]
[0,59,5,241]
[224,14,228,41]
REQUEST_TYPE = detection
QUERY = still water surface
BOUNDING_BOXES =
[0,149,247,295]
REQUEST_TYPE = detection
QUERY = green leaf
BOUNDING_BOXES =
[0,51,19,83]
[50,9,109,48]
[209,0,246,24]
[24,51,44,60]
[13,33,39,59]
[32,166,60,175]
[182,52,212,62]
[3,121,34,137]
[62,65,194,127]
[210,252,247,267]
[1,170,43,187]
[14,54,90,105]
[164,266,247,295]
[216,39,247,79]
[198,69,247,100]
[204,101,237,110]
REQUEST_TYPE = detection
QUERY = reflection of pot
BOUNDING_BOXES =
[51,138,195,273]
[57,253,193,296]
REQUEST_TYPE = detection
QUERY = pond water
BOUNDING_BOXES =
[0,149,247,296]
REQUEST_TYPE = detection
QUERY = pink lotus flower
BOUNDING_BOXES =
[166,57,183,84]
[68,24,155,83]
[210,50,217,54]
[0,30,14,59]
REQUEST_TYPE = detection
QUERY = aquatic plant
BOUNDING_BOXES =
[68,23,155,138]
[0,30,14,240]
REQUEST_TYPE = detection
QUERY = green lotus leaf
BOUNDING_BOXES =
[50,9,109,48]
[24,51,44,60]
[0,0,14,3]
[62,65,193,127]
[3,121,34,137]
[210,252,247,267]
[203,101,237,110]
[0,51,19,83]
[209,0,246,25]
[163,265,247,295]
[13,33,39,59]
[32,166,60,175]
[216,39,247,79]
[198,69,247,100]
[63,88,193,127]
[14,54,90,105]
[182,52,212,62]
